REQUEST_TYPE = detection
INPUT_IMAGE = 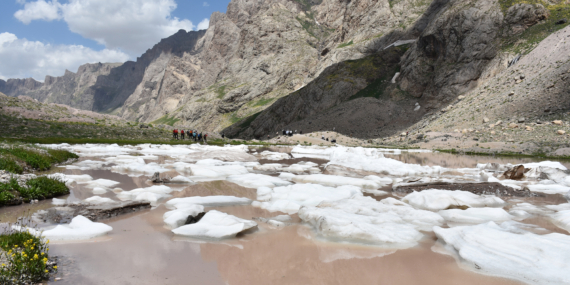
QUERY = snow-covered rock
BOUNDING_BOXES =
[279,173,382,189]
[83,196,117,205]
[257,151,291,160]
[171,210,257,239]
[402,190,505,211]
[433,221,570,284]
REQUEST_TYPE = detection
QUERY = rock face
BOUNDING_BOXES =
[1,0,566,140]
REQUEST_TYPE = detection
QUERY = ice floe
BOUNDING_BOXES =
[253,184,362,214]
[83,196,117,205]
[279,173,383,190]
[526,183,570,195]
[42,215,113,241]
[298,196,443,247]
[402,190,505,211]
[226,173,293,188]
[438,208,514,225]
[171,161,249,181]
[165,196,252,209]
[171,210,257,239]
[163,204,205,229]
[433,221,570,284]
[116,185,173,203]
[256,151,291,160]
[551,210,570,233]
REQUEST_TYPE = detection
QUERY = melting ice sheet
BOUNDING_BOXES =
[171,210,257,239]
[42,215,113,241]
[402,190,505,211]
[433,221,570,284]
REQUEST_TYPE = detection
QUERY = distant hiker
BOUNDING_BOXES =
[322,135,325,140]
[331,139,336,143]
[204,133,208,143]
[267,135,270,140]
[222,133,225,139]
[295,130,297,133]
[333,127,335,131]
[326,138,329,141]
[300,130,303,134]
[172,129,176,139]
[193,131,197,141]
[181,129,185,140]
[282,130,286,135]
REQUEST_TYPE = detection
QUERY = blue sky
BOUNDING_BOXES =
[0,0,230,81]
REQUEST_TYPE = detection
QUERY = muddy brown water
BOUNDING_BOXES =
[1,150,568,284]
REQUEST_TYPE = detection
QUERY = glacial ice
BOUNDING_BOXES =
[253,184,362,214]
[551,210,570,233]
[163,204,205,229]
[402,190,505,211]
[526,184,570,195]
[42,215,113,241]
[298,196,443,246]
[256,151,291,160]
[226,173,293,188]
[433,221,570,284]
[171,210,257,239]
[165,196,252,209]
[438,208,513,224]
[171,161,249,181]
[279,173,382,189]
[83,196,117,205]
[116,185,172,203]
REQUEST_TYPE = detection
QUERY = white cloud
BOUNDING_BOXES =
[197,18,209,30]
[14,0,62,24]
[0,32,129,81]
[14,0,195,56]
[203,2,209,6]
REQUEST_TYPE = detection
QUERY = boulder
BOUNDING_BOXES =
[503,165,527,180]
[508,123,519,128]
[553,120,563,125]
[184,212,206,225]
[557,130,566,135]
[483,117,489,123]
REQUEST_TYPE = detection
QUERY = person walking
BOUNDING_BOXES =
[181,129,185,140]
[172,129,176,139]
[204,133,208,143]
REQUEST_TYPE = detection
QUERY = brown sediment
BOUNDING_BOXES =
[170,181,258,200]
[394,182,537,198]
[385,152,570,169]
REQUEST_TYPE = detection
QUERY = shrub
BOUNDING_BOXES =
[0,217,55,284]
[0,158,23,174]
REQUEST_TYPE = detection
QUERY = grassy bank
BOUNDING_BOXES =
[435,148,570,161]
[0,144,78,174]
[0,177,69,206]
[0,219,55,284]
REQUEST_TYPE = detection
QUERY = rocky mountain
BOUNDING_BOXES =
[1,0,569,143]
[224,0,570,139]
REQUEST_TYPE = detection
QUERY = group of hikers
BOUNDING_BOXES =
[172,129,208,142]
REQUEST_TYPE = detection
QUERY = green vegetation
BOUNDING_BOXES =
[337,40,354,48]
[0,218,55,284]
[151,115,180,126]
[253,98,275,107]
[501,2,570,54]
[216,85,227,99]
[0,145,78,174]
[0,176,69,205]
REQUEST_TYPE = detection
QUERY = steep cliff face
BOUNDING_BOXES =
[223,0,569,139]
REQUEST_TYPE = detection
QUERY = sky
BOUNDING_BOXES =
[0,0,230,81]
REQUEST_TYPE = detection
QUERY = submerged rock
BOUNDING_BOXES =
[35,201,151,223]
[393,182,538,197]
[184,212,206,225]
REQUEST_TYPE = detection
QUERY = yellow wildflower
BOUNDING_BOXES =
[45,270,48,273]
[54,266,57,269]
[34,254,38,259]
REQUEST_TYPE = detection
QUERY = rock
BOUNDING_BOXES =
[557,130,566,135]
[515,79,522,84]
[503,165,527,180]
[555,18,568,25]
[508,91,515,96]
[504,4,549,36]
[400,132,407,137]
[184,212,206,225]
[508,123,519,128]
[518,118,525,123]
[458,95,466,100]
[151,172,169,183]
[139,124,149,129]
[489,124,495,128]
[34,201,152,223]
[495,120,503,126]
[553,120,563,125]
[525,126,533,131]
[483,117,489,123]
[393,182,536,197]
[490,131,496,135]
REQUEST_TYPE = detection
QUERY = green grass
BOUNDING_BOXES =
[0,146,78,174]
[151,115,180,126]
[0,218,55,284]
[253,98,275,107]
[216,85,227,99]
[0,176,69,205]
[337,40,354,48]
